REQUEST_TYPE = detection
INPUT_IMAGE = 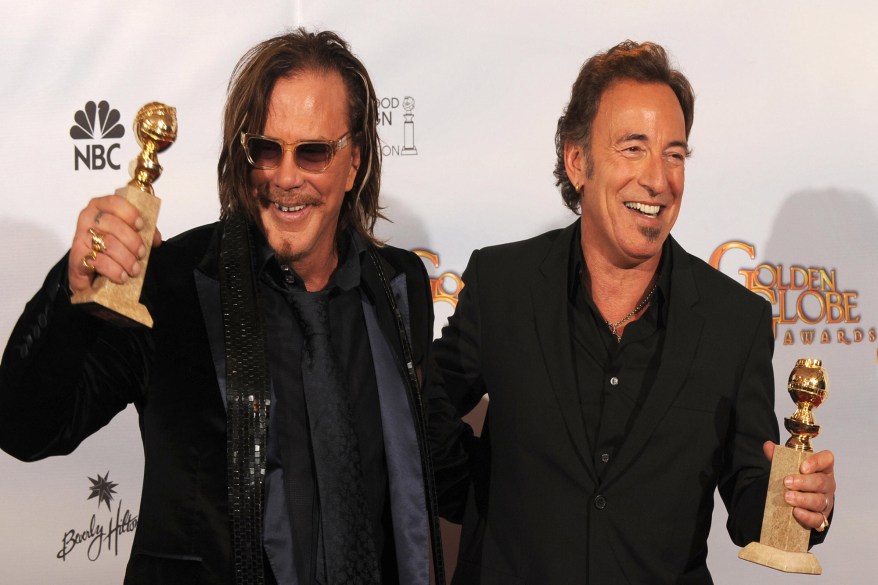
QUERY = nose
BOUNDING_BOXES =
[272,149,305,190]
[637,153,668,196]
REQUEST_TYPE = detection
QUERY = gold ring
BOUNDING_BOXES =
[82,250,97,272]
[88,228,107,253]
[817,512,829,532]
[822,495,830,512]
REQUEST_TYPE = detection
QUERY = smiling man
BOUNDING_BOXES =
[428,41,836,584]
[0,30,444,585]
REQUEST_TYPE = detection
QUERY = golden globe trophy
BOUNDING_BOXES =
[71,102,177,328]
[739,358,828,574]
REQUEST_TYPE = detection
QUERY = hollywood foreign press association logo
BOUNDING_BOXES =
[70,100,126,171]
[56,471,138,562]
[378,95,418,157]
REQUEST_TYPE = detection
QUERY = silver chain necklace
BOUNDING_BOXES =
[605,280,658,343]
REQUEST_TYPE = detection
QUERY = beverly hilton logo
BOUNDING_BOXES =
[70,100,125,171]
[378,96,418,157]
[57,471,138,562]
[711,241,876,346]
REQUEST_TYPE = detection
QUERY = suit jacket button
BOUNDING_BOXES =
[594,495,607,510]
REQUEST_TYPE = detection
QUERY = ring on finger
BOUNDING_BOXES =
[88,227,107,253]
[82,250,98,272]
[822,494,830,512]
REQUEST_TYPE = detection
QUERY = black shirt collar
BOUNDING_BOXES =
[568,221,672,326]
[254,226,366,292]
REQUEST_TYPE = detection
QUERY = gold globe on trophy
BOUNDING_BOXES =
[739,358,829,574]
[71,102,177,327]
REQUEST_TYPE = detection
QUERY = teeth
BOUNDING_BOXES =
[276,203,306,212]
[625,202,660,217]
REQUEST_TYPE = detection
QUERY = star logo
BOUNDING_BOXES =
[87,471,118,512]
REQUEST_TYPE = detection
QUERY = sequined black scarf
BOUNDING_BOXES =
[219,213,270,585]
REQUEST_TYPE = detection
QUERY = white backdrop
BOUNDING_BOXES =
[1,1,876,583]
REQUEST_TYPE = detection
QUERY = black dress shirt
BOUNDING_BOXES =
[255,230,397,584]
[568,227,672,480]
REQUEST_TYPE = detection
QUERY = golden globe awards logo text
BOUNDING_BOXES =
[415,250,462,309]
[710,241,876,346]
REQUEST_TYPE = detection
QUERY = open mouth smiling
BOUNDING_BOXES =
[625,201,661,219]
[258,191,322,214]
[275,202,307,213]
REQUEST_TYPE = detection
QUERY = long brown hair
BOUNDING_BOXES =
[217,28,383,245]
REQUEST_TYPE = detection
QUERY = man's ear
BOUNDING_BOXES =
[564,141,586,190]
[346,144,361,192]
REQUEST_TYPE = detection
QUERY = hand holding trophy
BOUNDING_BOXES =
[739,358,829,574]
[71,102,177,327]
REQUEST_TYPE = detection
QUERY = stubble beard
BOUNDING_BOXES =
[274,243,302,267]
[253,182,323,266]
[640,226,662,242]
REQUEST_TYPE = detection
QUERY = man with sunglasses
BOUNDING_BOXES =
[427,41,836,583]
[0,29,443,585]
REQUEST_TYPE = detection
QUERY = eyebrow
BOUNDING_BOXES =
[619,133,692,157]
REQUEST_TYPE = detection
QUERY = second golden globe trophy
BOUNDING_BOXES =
[71,102,177,328]
[738,358,829,574]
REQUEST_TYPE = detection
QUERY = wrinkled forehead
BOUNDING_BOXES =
[262,69,352,138]
[594,80,686,139]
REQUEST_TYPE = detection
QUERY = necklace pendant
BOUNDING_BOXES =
[602,279,658,345]
[605,322,622,343]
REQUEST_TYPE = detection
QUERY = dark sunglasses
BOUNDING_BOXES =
[240,131,351,173]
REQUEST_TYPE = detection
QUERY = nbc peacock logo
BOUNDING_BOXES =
[70,100,125,171]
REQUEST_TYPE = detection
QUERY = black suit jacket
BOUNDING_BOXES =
[428,221,788,584]
[0,221,442,585]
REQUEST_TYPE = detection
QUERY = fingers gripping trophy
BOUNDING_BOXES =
[739,358,829,574]
[71,102,177,327]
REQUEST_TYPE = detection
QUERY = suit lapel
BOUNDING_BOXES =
[360,251,432,585]
[360,254,409,367]
[193,224,227,406]
[603,237,705,485]
[530,221,598,482]
[193,227,413,411]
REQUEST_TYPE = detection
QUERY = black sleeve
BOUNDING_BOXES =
[425,250,486,522]
[0,255,149,461]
